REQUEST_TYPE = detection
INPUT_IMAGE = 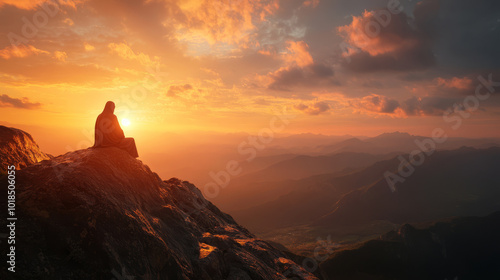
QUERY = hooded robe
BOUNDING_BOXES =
[93,101,139,158]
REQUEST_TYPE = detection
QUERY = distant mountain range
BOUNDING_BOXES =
[316,131,500,155]
[213,152,396,212]
[213,131,500,214]
[232,147,500,234]
[315,146,500,227]
[139,131,500,188]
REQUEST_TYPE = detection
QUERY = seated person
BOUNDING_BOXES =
[93,101,139,158]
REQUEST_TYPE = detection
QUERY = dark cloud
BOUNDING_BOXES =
[360,93,477,117]
[352,94,400,114]
[268,62,336,91]
[418,0,500,71]
[375,95,399,113]
[339,0,500,73]
[359,73,500,116]
[339,9,435,72]
[295,101,330,115]
[343,46,435,72]
[0,94,41,109]
[351,94,459,116]
[401,96,460,116]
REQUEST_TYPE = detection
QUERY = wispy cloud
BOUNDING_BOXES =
[0,44,49,59]
[0,94,41,109]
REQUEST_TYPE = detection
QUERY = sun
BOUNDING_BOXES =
[121,118,131,127]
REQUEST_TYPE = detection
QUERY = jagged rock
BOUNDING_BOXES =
[0,145,318,280]
[0,125,50,170]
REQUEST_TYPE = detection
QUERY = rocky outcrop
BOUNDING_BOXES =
[0,145,318,280]
[0,125,50,170]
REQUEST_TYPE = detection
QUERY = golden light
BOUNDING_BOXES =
[121,118,131,127]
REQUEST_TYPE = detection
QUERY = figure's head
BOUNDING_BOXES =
[103,101,115,114]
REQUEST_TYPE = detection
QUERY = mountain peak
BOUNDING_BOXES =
[3,141,318,279]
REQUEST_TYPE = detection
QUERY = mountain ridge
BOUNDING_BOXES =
[0,128,318,280]
[231,146,500,241]
[320,211,500,279]
[314,146,500,227]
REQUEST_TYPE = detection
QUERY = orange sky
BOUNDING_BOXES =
[1,0,500,155]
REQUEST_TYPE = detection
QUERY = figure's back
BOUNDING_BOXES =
[94,112,124,147]
[93,101,138,158]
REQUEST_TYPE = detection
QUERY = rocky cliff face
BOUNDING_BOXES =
[0,143,318,280]
[0,125,50,170]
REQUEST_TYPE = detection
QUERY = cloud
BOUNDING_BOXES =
[351,94,400,114]
[257,44,277,56]
[295,101,330,115]
[84,43,95,51]
[284,40,313,67]
[87,0,180,55]
[108,43,157,67]
[396,75,479,116]
[0,94,41,109]
[53,50,67,61]
[264,40,336,91]
[436,76,473,90]
[338,0,500,73]
[0,44,49,59]
[348,95,452,117]
[254,5,307,47]
[349,84,472,117]
[175,0,280,47]
[0,0,498,127]
[401,96,461,116]
[268,63,336,91]
[0,0,299,89]
[352,73,496,117]
[167,84,193,97]
[408,75,478,98]
[0,0,83,10]
[338,8,435,72]
[302,0,319,8]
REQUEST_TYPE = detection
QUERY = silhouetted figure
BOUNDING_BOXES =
[93,101,139,158]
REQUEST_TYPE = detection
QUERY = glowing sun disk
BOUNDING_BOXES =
[121,118,131,127]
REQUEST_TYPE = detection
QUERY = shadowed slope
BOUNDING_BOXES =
[315,147,500,227]
[320,211,500,279]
